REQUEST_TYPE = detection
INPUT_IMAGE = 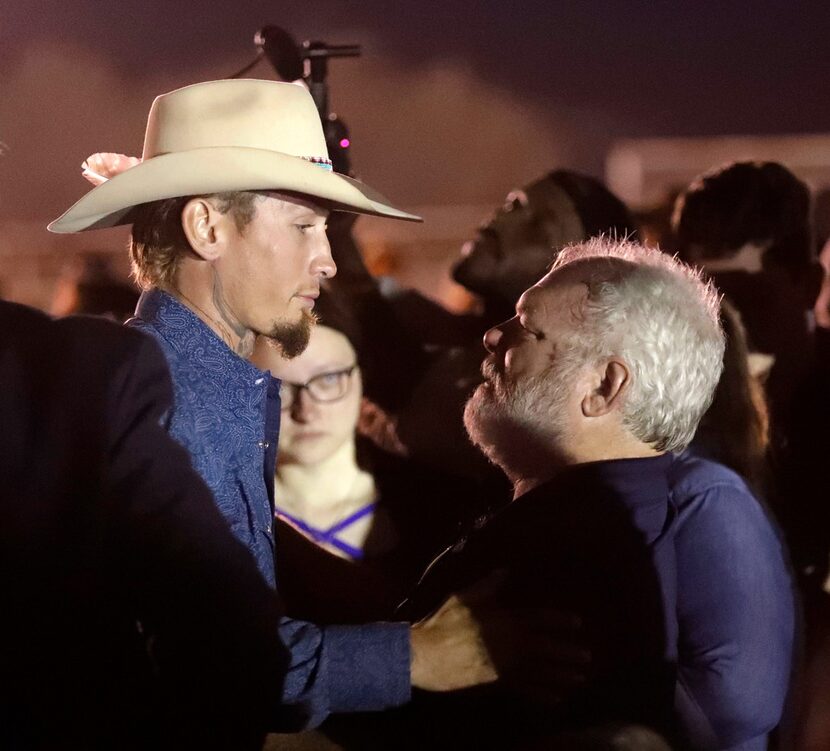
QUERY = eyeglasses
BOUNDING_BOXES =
[279,365,358,410]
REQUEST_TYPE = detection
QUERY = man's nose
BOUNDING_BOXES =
[313,232,337,280]
[483,326,503,353]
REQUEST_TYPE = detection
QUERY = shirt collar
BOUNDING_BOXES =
[523,453,673,511]
[516,453,674,545]
[134,288,273,385]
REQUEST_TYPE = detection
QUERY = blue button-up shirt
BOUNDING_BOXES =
[128,289,410,727]
[670,451,795,750]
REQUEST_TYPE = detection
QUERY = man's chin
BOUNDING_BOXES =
[263,310,316,359]
[463,386,503,452]
[473,374,506,403]
[464,381,489,415]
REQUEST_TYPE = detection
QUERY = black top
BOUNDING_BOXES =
[329,454,679,749]
[0,301,288,750]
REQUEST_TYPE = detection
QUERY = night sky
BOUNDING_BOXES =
[3,0,830,222]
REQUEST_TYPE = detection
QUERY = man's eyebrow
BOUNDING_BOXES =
[289,206,328,220]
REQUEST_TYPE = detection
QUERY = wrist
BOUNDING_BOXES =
[409,622,427,688]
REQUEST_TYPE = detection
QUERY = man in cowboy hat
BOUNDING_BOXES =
[50,78,498,727]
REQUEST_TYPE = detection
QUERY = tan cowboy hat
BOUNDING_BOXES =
[48,78,420,233]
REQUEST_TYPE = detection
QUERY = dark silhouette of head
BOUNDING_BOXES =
[452,170,638,316]
[673,161,812,278]
[672,160,823,434]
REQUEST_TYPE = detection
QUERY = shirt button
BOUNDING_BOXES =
[257,440,270,449]
[254,377,265,385]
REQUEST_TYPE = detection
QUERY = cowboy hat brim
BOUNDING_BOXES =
[48,146,421,233]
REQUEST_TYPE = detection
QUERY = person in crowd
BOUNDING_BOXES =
[672,160,829,609]
[672,161,823,447]
[0,299,289,750]
[323,175,798,748]
[48,77,536,729]
[253,305,382,563]
[786,236,830,751]
[251,290,484,619]
[451,169,638,328]
[329,163,794,747]
[360,237,792,750]
[368,237,720,746]
[690,298,771,497]
[50,255,139,321]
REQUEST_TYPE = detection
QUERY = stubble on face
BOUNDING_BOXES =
[463,358,574,487]
[210,267,318,360]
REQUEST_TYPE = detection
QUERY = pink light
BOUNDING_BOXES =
[339,138,350,148]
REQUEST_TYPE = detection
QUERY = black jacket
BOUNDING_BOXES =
[0,300,288,750]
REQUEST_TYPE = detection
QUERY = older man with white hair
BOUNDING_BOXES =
[393,237,794,748]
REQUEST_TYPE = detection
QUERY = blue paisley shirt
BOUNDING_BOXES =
[128,289,410,727]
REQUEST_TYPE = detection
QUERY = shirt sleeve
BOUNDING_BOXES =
[277,618,411,729]
[673,479,796,749]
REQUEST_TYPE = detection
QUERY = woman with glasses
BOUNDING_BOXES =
[250,290,480,620]
[253,319,390,562]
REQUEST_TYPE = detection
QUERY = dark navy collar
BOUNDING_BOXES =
[521,453,670,502]
[513,453,674,545]
[555,453,673,504]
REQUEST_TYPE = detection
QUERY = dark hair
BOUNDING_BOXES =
[311,285,384,471]
[695,298,770,495]
[673,161,812,277]
[128,191,260,290]
[313,285,365,355]
[548,170,639,241]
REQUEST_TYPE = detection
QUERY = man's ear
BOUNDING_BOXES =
[181,198,226,262]
[581,358,630,417]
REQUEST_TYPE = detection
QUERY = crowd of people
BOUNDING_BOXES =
[2,75,829,750]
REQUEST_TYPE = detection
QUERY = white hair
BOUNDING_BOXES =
[551,236,725,452]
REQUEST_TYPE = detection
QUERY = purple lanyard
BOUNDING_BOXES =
[277,502,377,560]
